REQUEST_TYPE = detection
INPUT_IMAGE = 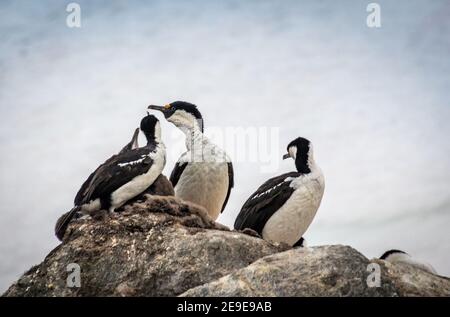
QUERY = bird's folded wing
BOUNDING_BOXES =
[77,147,154,205]
[220,162,234,213]
[74,169,98,206]
[74,129,142,205]
[169,161,188,187]
[234,172,300,234]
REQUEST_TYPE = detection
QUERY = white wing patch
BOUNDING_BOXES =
[118,154,148,167]
[111,142,166,211]
[250,177,295,201]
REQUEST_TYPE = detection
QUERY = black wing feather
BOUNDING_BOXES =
[169,161,188,187]
[54,206,81,241]
[220,162,234,213]
[234,172,300,234]
[74,128,140,205]
[75,146,155,205]
[74,171,96,205]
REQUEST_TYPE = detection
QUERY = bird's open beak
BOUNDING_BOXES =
[283,153,290,160]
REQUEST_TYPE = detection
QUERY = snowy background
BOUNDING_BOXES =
[0,0,449,292]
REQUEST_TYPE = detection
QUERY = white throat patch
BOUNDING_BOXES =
[154,121,162,143]
[288,146,297,159]
[168,110,202,132]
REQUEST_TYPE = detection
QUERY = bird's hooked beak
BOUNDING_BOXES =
[283,153,290,160]
[148,105,165,112]
[148,104,172,114]
[148,104,173,119]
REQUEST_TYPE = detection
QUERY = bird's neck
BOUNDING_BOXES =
[143,123,162,146]
[180,126,205,151]
[295,159,311,174]
[295,151,317,174]
[143,133,155,145]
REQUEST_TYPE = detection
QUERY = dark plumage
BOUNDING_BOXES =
[234,137,324,246]
[221,162,234,213]
[234,171,299,234]
[169,162,188,188]
[55,115,166,241]
[74,128,140,205]
[380,249,406,260]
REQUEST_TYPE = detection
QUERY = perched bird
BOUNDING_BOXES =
[72,127,141,205]
[380,250,437,274]
[115,126,174,199]
[55,114,166,240]
[234,137,324,246]
[112,127,175,201]
[148,101,233,220]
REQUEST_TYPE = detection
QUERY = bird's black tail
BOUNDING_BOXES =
[54,206,81,241]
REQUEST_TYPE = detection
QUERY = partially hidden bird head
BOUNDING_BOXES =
[140,114,161,143]
[148,101,204,133]
[283,137,314,174]
[379,249,407,260]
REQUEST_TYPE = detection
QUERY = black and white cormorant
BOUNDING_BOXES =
[55,114,166,240]
[71,127,140,204]
[114,126,174,199]
[234,137,325,246]
[380,250,437,274]
[118,127,174,201]
[148,101,233,220]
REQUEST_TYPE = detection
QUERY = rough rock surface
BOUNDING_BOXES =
[373,259,450,297]
[181,245,399,297]
[3,196,449,297]
[3,196,287,297]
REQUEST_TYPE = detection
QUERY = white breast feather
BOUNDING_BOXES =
[174,135,230,220]
[262,168,325,246]
[110,143,166,211]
